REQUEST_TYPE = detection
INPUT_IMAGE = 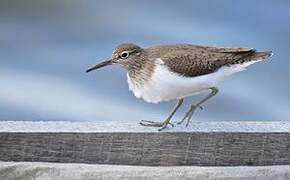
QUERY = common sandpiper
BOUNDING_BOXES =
[86,43,272,131]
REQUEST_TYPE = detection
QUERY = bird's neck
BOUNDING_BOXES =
[127,55,155,88]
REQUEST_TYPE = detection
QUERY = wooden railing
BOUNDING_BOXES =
[0,121,289,166]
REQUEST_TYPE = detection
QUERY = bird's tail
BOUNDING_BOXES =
[235,50,273,66]
[250,51,273,61]
[231,50,273,68]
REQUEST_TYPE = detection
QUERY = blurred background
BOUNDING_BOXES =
[0,0,289,123]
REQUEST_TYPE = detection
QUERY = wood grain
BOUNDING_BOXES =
[0,132,289,166]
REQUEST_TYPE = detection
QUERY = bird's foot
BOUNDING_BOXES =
[177,104,202,126]
[139,119,174,131]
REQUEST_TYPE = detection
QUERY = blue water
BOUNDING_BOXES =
[0,0,289,122]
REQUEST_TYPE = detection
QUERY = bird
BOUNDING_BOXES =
[86,43,272,131]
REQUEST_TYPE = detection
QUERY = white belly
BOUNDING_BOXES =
[127,60,260,103]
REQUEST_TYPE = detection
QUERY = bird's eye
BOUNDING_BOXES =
[120,51,129,59]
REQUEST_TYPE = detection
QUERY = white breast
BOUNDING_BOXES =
[127,58,261,103]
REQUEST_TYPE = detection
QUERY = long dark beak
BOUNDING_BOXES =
[86,59,113,73]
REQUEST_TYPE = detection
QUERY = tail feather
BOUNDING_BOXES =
[250,51,273,61]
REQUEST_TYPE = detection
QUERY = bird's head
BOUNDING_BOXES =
[86,43,143,73]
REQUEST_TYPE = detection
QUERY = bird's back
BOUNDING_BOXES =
[146,44,272,77]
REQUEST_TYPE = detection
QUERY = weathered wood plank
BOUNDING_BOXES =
[1,162,290,180]
[0,132,289,166]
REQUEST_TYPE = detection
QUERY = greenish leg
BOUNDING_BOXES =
[177,87,219,127]
[140,98,184,131]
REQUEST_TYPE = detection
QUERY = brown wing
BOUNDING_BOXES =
[161,46,260,77]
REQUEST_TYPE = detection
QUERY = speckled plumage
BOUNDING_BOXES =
[145,44,272,77]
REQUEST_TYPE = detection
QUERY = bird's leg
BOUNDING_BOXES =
[178,87,219,127]
[140,98,184,131]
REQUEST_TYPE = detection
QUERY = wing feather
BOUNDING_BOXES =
[161,46,256,77]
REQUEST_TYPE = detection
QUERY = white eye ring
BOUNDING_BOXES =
[120,51,129,59]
